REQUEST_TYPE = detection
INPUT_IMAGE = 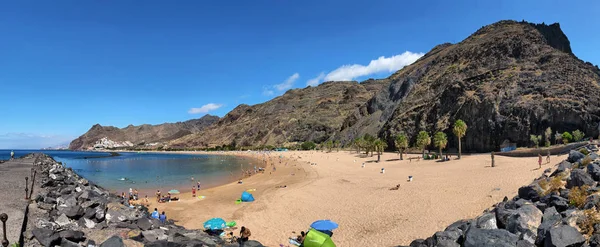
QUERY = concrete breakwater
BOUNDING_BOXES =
[18,153,264,247]
[404,145,600,247]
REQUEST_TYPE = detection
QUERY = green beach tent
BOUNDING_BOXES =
[303,229,336,247]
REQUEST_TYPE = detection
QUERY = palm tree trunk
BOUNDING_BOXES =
[377,153,381,162]
[458,137,462,159]
[439,147,443,160]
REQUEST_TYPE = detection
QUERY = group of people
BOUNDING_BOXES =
[121,188,139,200]
[151,208,167,223]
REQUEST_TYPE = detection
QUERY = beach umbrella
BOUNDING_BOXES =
[168,189,180,194]
[310,220,338,231]
[303,229,336,247]
[203,218,227,230]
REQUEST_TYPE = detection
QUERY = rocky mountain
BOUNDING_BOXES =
[340,20,600,152]
[69,115,219,150]
[169,80,387,148]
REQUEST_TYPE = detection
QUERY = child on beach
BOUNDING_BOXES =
[197,181,201,190]
[156,190,161,202]
[151,208,159,219]
[192,187,196,198]
[159,211,166,223]
[538,153,542,169]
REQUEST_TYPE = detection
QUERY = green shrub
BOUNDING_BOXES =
[562,132,573,144]
[582,156,593,167]
[573,130,585,142]
[300,141,316,150]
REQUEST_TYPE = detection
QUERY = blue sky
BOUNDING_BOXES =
[1,0,599,148]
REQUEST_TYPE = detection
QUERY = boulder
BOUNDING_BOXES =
[99,236,125,247]
[142,229,168,242]
[518,184,541,202]
[78,217,96,229]
[65,205,84,219]
[590,233,600,247]
[515,199,531,208]
[544,225,585,247]
[432,230,461,247]
[84,207,96,219]
[548,195,569,212]
[506,205,542,244]
[32,227,61,247]
[495,206,517,229]
[37,202,55,211]
[55,214,72,227]
[552,161,574,177]
[476,213,498,229]
[58,230,86,242]
[567,169,595,188]
[535,207,562,246]
[568,150,585,163]
[589,163,600,181]
[464,228,518,247]
[60,239,80,247]
[585,194,600,209]
[591,152,599,161]
[534,202,547,212]
[95,207,105,221]
[136,218,153,231]
[516,239,535,247]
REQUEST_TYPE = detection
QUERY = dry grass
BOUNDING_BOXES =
[538,174,565,196]
[582,156,593,167]
[569,185,590,209]
[579,208,600,236]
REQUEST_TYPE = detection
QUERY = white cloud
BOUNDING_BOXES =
[306,72,326,86]
[273,73,299,91]
[308,51,424,86]
[188,103,223,114]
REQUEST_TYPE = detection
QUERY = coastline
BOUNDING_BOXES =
[137,150,553,246]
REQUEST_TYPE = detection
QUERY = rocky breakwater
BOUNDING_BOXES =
[24,153,264,247]
[404,144,600,247]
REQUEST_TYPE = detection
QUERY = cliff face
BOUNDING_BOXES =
[69,115,219,150]
[342,20,600,152]
[169,80,388,148]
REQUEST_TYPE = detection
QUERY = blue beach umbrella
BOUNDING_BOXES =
[204,218,227,230]
[310,220,338,231]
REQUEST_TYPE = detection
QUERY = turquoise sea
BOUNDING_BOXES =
[0,150,255,195]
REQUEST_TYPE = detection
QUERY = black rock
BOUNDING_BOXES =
[65,205,84,219]
[32,227,61,247]
[464,228,518,247]
[516,239,535,247]
[589,163,600,181]
[60,238,80,247]
[58,230,86,242]
[136,217,153,231]
[476,213,498,229]
[432,230,461,247]
[506,205,542,243]
[535,207,562,246]
[590,233,600,247]
[171,232,191,243]
[552,161,573,177]
[409,239,428,247]
[548,195,569,212]
[518,184,541,202]
[560,189,570,199]
[99,236,125,247]
[534,202,547,212]
[567,169,595,188]
[84,207,96,219]
[240,240,266,247]
[544,225,585,247]
[585,194,600,209]
[495,206,517,229]
[568,150,585,163]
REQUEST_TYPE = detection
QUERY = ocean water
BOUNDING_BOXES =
[0,150,255,195]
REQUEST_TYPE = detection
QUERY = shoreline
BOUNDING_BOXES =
[135,150,554,246]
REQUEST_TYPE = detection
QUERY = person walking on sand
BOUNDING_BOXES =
[538,153,542,169]
[156,190,161,202]
[10,150,14,160]
[192,187,196,198]
[197,181,201,190]
[546,150,551,164]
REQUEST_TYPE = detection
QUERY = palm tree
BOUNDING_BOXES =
[353,137,362,153]
[334,140,340,152]
[416,131,431,157]
[453,120,468,159]
[363,134,376,157]
[374,138,387,162]
[325,140,333,152]
[434,132,448,160]
[395,133,409,160]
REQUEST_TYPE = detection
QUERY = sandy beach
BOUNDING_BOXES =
[146,150,555,246]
